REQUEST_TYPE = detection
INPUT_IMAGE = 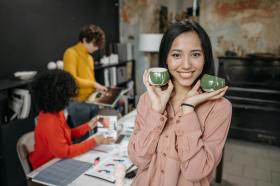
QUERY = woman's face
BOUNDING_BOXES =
[167,31,205,87]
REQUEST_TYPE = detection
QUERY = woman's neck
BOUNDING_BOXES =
[171,81,192,105]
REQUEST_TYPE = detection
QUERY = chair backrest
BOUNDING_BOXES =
[16,131,34,177]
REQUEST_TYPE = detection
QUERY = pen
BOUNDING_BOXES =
[98,169,111,174]
[93,149,109,153]
[113,159,125,162]
[105,163,115,167]
[93,157,100,166]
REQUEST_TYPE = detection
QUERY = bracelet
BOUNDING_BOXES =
[181,103,195,109]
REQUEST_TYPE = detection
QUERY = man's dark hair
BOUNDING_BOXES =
[32,70,77,113]
[79,24,105,48]
[158,20,214,78]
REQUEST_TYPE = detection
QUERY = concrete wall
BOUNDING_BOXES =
[200,0,280,57]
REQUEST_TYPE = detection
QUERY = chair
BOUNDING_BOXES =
[16,131,34,177]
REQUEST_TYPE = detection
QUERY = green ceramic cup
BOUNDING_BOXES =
[200,74,225,92]
[148,67,170,86]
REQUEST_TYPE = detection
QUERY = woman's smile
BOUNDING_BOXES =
[177,71,194,79]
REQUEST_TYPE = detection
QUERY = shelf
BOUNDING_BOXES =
[94,60,134,70]
[117,79,133,86]
[0,79,32,91]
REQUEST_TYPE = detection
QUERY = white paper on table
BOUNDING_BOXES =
[119,118,135,136]
[84,155,133,183]
[119,136,130,148]
[119,114,135,130]
[119,116,135,127]
[75,150,108,164]
[92,144,120,153]
[97,127,118,141]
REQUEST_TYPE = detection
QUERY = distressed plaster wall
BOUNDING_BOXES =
[200,0,280,57]
[120,0,159,96]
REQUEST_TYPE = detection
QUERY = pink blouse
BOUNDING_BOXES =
[128,93,232,186]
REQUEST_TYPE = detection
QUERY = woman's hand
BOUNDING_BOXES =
[93,135,114,145]
[95,82,108,93]
[98,117,110,128]
[182,80,228,113]
[143,70,174,113]
[88,116,110,129]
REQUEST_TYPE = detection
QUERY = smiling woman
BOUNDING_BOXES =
[128,20,232,186]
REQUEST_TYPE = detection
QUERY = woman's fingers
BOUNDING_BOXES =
[153,80,173,96]
[192,80,201,92]
[143,70,159,99]
[205,86,228,100]
[143,70,153,90]
[143,70,149,87]
[167,80,174,93]
[154,86,162,93]
[146,82,156,94]
[209,87,228,100]
[205,86,227,96]
[143,70,154,90]
[184,86,228,106]
[100,118,110,128]
[105,137,114,144]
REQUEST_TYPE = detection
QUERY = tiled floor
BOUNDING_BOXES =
[212,139,280,186]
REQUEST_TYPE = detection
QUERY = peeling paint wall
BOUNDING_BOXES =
[119,0,160,96]
[200,0,280,57]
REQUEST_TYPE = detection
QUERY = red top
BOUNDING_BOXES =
[29,111,96,169]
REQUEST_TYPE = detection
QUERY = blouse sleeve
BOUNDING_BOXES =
[128,93,168,170]
[63,49,94,88]
[45,118,96,158]
[71,123,91,139]
[175,98,232,181]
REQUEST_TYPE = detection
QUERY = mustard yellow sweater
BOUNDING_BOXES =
[63,42,96,101]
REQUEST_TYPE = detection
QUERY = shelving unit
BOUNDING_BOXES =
[94,60,133,71]
[0,79,35,186]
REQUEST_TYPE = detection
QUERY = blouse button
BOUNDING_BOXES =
[163,152,166,157]
[169,117,173,121]
[176,119,180,124]
[165,135,168,138]
[161,170,164,174]
[175,130,184,136]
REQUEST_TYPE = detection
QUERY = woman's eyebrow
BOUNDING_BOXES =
[170,49,182,52]
[191,49,203,52]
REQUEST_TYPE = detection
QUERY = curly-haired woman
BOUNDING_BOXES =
[29,70,113,170]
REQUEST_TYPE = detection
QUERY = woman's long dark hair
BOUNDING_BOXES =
[158,20,214,78]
